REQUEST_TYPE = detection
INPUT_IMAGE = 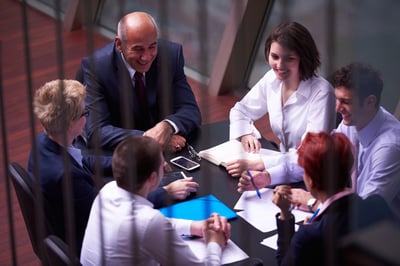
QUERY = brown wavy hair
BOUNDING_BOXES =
[265,21,320,81]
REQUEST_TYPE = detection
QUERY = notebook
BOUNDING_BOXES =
[198,139,280,167]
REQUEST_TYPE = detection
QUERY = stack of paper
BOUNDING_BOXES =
[234,188,309,233]
[185,238,249,264]
[260,225,300,250]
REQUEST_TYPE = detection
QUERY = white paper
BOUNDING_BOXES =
[184,238,249,265]
[260,225,300,250]
[199,140,281,167]
[234,188,310,233]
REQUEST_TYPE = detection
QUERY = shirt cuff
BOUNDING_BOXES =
[206,242,222,265]
[170,218,192,235]
[264,150,304,185]
[267,163,304,185]
[163,119,178,134]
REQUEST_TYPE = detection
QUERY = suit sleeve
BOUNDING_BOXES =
[147,187,170,209]
[276,213,295,265]
[83,154,113,177]
[277,215,325,266]
[164,44,201,135]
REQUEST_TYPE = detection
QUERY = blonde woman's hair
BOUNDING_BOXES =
[33,79,86,135]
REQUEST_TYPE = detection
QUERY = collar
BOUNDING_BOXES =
[268,70,312,100]
[66,146,83,167]
[40,132,64,153]
[40,132,85,169]
[358,107,384,148]
[268,70,283,93]
[120,52,146,79]
[317,189,353,217]
[107,181,154,208]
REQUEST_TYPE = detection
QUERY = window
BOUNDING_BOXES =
[97,0,233,78]
[249,0,400,113]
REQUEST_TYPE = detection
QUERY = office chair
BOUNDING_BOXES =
[9,162,49,263]
[44,235,81,266]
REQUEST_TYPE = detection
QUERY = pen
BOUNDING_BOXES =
[181,171,189,179]
[247,170,261,199]
[308,208,320,223]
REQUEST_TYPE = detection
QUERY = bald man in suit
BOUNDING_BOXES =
[78,12,201,152]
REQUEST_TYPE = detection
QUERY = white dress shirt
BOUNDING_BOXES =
[229,69,336,184]
[80,181,222,266]
[336,107,400,218]
[67,146,83,167]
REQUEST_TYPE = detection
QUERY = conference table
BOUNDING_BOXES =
[166,120,284,266]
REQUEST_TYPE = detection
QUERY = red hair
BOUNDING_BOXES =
[297,132,354,193]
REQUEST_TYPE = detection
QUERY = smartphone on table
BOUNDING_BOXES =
[170,156,200,171]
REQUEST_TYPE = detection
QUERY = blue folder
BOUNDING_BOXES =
[159,194,238,221]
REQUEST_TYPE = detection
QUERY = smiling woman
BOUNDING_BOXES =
[227,21,336,187]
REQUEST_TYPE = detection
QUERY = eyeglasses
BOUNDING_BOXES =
[188,144,201,162]
[80,107,89,118]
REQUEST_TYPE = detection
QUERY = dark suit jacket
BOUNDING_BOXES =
[276,193,397,266]
[27,132,112,255]
[78,39,201,150]
[28,133,173,253]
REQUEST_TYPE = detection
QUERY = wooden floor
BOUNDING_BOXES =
[0,1,275,265]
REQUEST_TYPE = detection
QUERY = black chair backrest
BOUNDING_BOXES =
[9,162,48,261]
[44,235,81,266]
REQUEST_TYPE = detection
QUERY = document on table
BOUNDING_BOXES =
[260,224,300,250]
[184,237,249,264]
[198,139,282,168]
[159,194,237,221]
[234,188,309,233]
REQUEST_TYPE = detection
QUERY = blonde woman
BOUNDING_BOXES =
[28,79,112,255]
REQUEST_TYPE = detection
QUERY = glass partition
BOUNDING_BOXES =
[249,0,400,113]
[28,0,68,13]
[97,0,233,77]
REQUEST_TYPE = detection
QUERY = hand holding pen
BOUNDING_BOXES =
[246,170,261,198]
[237,170,271,194]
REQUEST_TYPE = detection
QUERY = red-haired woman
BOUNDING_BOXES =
[272,132,395,266]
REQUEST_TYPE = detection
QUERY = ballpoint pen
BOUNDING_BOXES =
[180,171,189,179]
[247,170,261,199]
[308,208,320,223]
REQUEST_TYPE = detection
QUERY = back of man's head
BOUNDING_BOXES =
[112,136,162,192]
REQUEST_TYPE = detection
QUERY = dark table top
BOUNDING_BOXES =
[166,120,280,266]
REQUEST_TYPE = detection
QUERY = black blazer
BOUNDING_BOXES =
[27,132,112,255]
[275,193,397,266]
[28,132,173,252]
[78,39,201,150]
